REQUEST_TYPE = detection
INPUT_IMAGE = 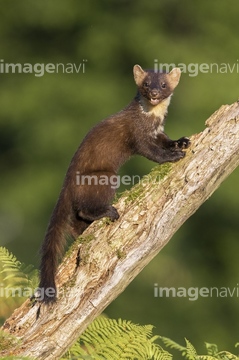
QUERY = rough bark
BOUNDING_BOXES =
[1,101,239,359]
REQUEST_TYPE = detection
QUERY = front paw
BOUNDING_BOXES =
[176,137,190,149]
[107,206,120,221]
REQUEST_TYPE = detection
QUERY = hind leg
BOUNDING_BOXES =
[78,204,119,222]
[74,177,119,222]
[71,217,92,238]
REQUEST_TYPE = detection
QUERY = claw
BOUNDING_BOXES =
[177,137,191,149]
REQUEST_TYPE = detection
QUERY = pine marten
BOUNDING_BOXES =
[37,64,190,303]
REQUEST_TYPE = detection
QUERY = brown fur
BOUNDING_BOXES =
[38,64,190,302]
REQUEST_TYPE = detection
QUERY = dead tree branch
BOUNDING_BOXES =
[2,101,239,359]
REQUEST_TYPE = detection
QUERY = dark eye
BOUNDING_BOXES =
[143,81,150,87]
[161,82,166,89]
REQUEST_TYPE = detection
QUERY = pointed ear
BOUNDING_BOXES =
[133,64,146,86]
[167,67,181,90]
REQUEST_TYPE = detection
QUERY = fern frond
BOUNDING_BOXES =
[216,351,239,359]
[204,343,219,356]
[0,247,21,280]
[202,342,239,359]
[160,337,239,360]
[160,336,199,360]
[0,246,38,288]
[160,336,187,353]
[63,317,172,360]
[183,338,198,359]
[0,246,23,285]
[0,247,38,294]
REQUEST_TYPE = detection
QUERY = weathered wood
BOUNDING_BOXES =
[1,101,239,359]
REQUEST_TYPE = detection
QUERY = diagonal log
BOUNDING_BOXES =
[1,101,239,359]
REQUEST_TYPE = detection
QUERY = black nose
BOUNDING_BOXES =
[151,89,159,98]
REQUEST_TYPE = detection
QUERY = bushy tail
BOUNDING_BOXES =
[38,219,67,303]
[37,206,91,303]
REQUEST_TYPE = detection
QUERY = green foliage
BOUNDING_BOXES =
[0,246,38,288]
[1,0,239,348]
[0,246,38,290]
[160,336,239,359]
[62,315,239,360]
[62,317,172,360]
[0,247,38,320]
[0,247,238,359]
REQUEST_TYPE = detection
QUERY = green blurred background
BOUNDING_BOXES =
[1,0,239,353]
